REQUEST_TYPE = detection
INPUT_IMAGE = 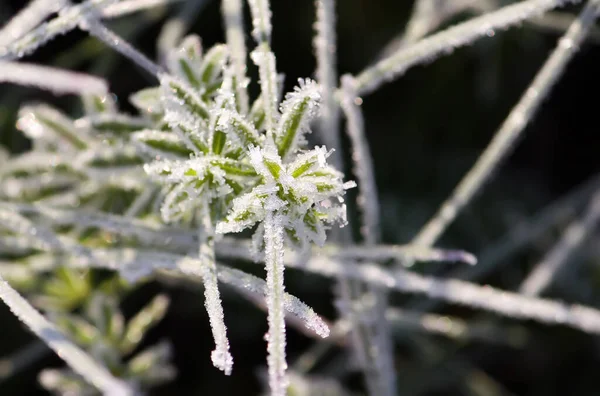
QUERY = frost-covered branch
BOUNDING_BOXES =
[221,0,249,113]
[197,209,233,375]
[313,0,341,161]
[0,0,117,60]
[412,0,599,248]
[353,0,582,96]
[339,74,396,395]
[340,75,380,243]
[248,0,278,139]
[0,61,108,95]
[0,0,67,47]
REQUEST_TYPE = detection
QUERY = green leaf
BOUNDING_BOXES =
[85,114,151,135]
[199,44,228,91]
[18,105,89,150]
[212,130,227,154]
[129,87,163,116]
[133,130,194,158]
[160,75,211,122]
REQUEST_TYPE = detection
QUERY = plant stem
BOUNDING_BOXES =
[264,211,288,396]
[198,205,233,375]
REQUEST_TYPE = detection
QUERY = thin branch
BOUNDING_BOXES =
[221,0,249,114]
[314,0,341,163]
[0,0,117,60]
[248,0,278,140]
[339,75,380,244]
[0,61,108,95]
[353,0,582,96]
[407,173,600,313]
[412,0,599,247]
[197,208,233,375]
[0,0,67,47]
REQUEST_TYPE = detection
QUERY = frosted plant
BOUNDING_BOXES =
[136,38,260,375]
[40,293,174,395]
[3,0,600,395]
[216,79,355,396]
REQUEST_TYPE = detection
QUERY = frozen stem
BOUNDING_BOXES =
[197,208,233,375]
[263,212,289,396]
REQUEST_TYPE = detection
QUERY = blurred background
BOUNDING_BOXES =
[2,0,600,395]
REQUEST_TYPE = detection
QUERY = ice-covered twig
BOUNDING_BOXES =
[221,0,249,113]
[248,0,278,140]
[0,61,108,95]
[340,75,380,244]
[0,0,67,47]
[353,0,582,96]
[412,0,599,248]
[313,0,341,164]
[197,209,233,375]
[0,0,117,60]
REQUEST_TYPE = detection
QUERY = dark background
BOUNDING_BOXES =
[2,0,600,395]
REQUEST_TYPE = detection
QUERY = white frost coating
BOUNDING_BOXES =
[248,0,277,140]
[412,0,600,248]
[0,274,133,395]
[0,0,118,60]
[217,266,329,338]
[197,209,233,375]
[221,0,249,113]
[340,75,380,245]
[264,212,289,396]
[0,62,108,95]
[247,0,272,44]
[251,47,279,140]
[0,0,67,47]
[276,78,322,159]
[354,0,583,96]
